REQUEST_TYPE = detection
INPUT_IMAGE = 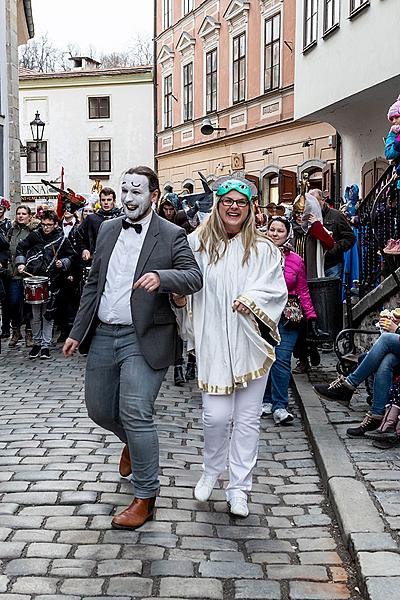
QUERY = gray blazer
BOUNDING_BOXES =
[69,213,203,369]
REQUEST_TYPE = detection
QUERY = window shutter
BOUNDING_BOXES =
[322,162,334,199]
[278,169,297,202]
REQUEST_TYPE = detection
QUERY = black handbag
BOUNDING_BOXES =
[282,294,303,329]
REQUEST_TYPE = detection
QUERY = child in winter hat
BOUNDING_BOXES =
[385,94,400,187]
[388,94,400,135]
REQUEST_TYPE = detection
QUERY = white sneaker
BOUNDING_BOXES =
[273,408,294,425]
[194,473,218,502]
[228,496,249,517]
[262,402,273,416]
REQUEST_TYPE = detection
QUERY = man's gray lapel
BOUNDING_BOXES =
[134,212,160,281]
[98,218,123,285]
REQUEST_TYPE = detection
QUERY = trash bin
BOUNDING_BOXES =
[307,277,343,342]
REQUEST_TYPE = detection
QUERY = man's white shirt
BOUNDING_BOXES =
[97,212,152,325]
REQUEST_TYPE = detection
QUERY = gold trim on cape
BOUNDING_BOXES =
[236,294,280,343]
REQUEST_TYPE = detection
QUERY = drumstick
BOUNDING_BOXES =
[22,270,35,277]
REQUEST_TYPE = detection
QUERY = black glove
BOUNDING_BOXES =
[306,318,330,342]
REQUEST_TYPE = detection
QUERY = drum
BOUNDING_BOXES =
[23,276,50,305]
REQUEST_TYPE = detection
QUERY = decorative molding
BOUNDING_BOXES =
[297,159,326,179]
[260,165,280,179]
[260,99,282,120]
[229,110,247,128]
[223,0,250,23]
[259,0,282,14]
[198,15,221,39]
[176,31,196,54]
[181,127,194,142]
[161,135,173,148]
[157,44,174,64]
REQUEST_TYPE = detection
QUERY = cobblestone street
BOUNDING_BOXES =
[0,344,359,600]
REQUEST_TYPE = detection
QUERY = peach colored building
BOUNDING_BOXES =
[155,0,337,206]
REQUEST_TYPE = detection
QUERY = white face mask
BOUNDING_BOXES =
[121,173,153,221]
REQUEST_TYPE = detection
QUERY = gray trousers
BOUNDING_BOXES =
[31,303,53,348]
[85,323,167,498]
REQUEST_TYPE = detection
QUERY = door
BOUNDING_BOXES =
[361,158,389,198]
[278,169,297,203]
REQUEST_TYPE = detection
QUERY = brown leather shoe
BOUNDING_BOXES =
[119,445,132,477]
[111,497,156,530]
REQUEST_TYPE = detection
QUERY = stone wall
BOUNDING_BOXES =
[5,0,22,206]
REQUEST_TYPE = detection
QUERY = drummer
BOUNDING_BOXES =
[15,210,75,360]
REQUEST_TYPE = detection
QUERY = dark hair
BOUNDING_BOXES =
[99,187,116,201]
[125,166,161,199]
[16,204,32,216]
[41,210,59,224]
[267,216,290,235]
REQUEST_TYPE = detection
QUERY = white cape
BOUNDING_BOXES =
[175,232,288,394]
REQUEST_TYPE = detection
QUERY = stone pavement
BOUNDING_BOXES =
[292,352,400,600]
[0,343,360,600]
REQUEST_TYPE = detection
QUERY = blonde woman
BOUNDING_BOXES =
[173,179,287,517]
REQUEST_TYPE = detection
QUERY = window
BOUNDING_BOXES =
[164,74,173,128]
[304,0,318,49]
[183,62,193,122]
[264,14,280,92]
[89,140,111,172]
[88,96,110,119]
[183,0,194,15]
[350,0,368,14]
[163,0,172,29]
[27,141,47,173]
[206,48,217,113]
[232,32,246,104]
[324,0,339,32]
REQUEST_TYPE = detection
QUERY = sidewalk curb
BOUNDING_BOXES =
[292,373,400,600]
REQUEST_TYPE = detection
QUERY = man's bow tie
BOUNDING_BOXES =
[64,221,73,227]
[122,220,142,234]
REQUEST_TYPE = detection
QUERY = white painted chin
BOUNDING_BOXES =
[123,200,150,221]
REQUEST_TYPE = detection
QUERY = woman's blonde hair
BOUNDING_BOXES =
[197,200,268,265]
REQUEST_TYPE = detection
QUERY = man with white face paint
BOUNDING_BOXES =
[63,166,203,530]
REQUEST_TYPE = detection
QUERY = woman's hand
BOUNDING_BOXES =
[232,300,251,315]
[171,293,187,307]
[379,317,398,333]
[17,264,26,274]
[307,213,318,224]
[55,260,63,269]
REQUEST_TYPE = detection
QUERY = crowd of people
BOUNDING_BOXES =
[0,143,398,525]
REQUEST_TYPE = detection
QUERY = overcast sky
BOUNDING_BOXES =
[30,0,154,56]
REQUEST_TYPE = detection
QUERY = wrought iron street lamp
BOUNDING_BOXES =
[20,111,46,156]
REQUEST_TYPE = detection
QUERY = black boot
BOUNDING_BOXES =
[314,376,355,405]
[174,366,185,386]
[185,361,196,381]
[346,412,383,438]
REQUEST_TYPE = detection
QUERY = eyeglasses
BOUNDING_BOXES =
[219,198,249,208]
[270,215,289,222]
[41,222,55,228]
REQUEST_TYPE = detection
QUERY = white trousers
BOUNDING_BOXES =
[201,373,268,501]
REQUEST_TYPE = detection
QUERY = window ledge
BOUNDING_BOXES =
[302,40,317,55]
[89,174,110,180]
[322,23,339,39]
[349,1,370,20]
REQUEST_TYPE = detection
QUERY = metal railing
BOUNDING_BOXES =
[357,166,400,298]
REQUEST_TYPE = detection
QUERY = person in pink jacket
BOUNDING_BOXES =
[263,216,318,424]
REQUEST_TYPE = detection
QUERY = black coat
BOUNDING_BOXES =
[15,227,75,278]
[322,204,356,270]
[76,208,121,255]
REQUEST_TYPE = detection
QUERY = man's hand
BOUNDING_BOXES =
[232,300,251,315]
[17,264,26,274]
[82,250,91,261]
[133,272,161,293]
[63,338,80,357]
[55,260,62,269]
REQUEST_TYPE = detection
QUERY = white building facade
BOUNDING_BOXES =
[294,0,400,196]
[19,65,153,206]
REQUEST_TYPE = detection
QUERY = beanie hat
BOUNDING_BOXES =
[388,95,400,122]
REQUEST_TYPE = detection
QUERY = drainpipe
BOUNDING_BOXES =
[335,132,341,208]
[153,0,158,173]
